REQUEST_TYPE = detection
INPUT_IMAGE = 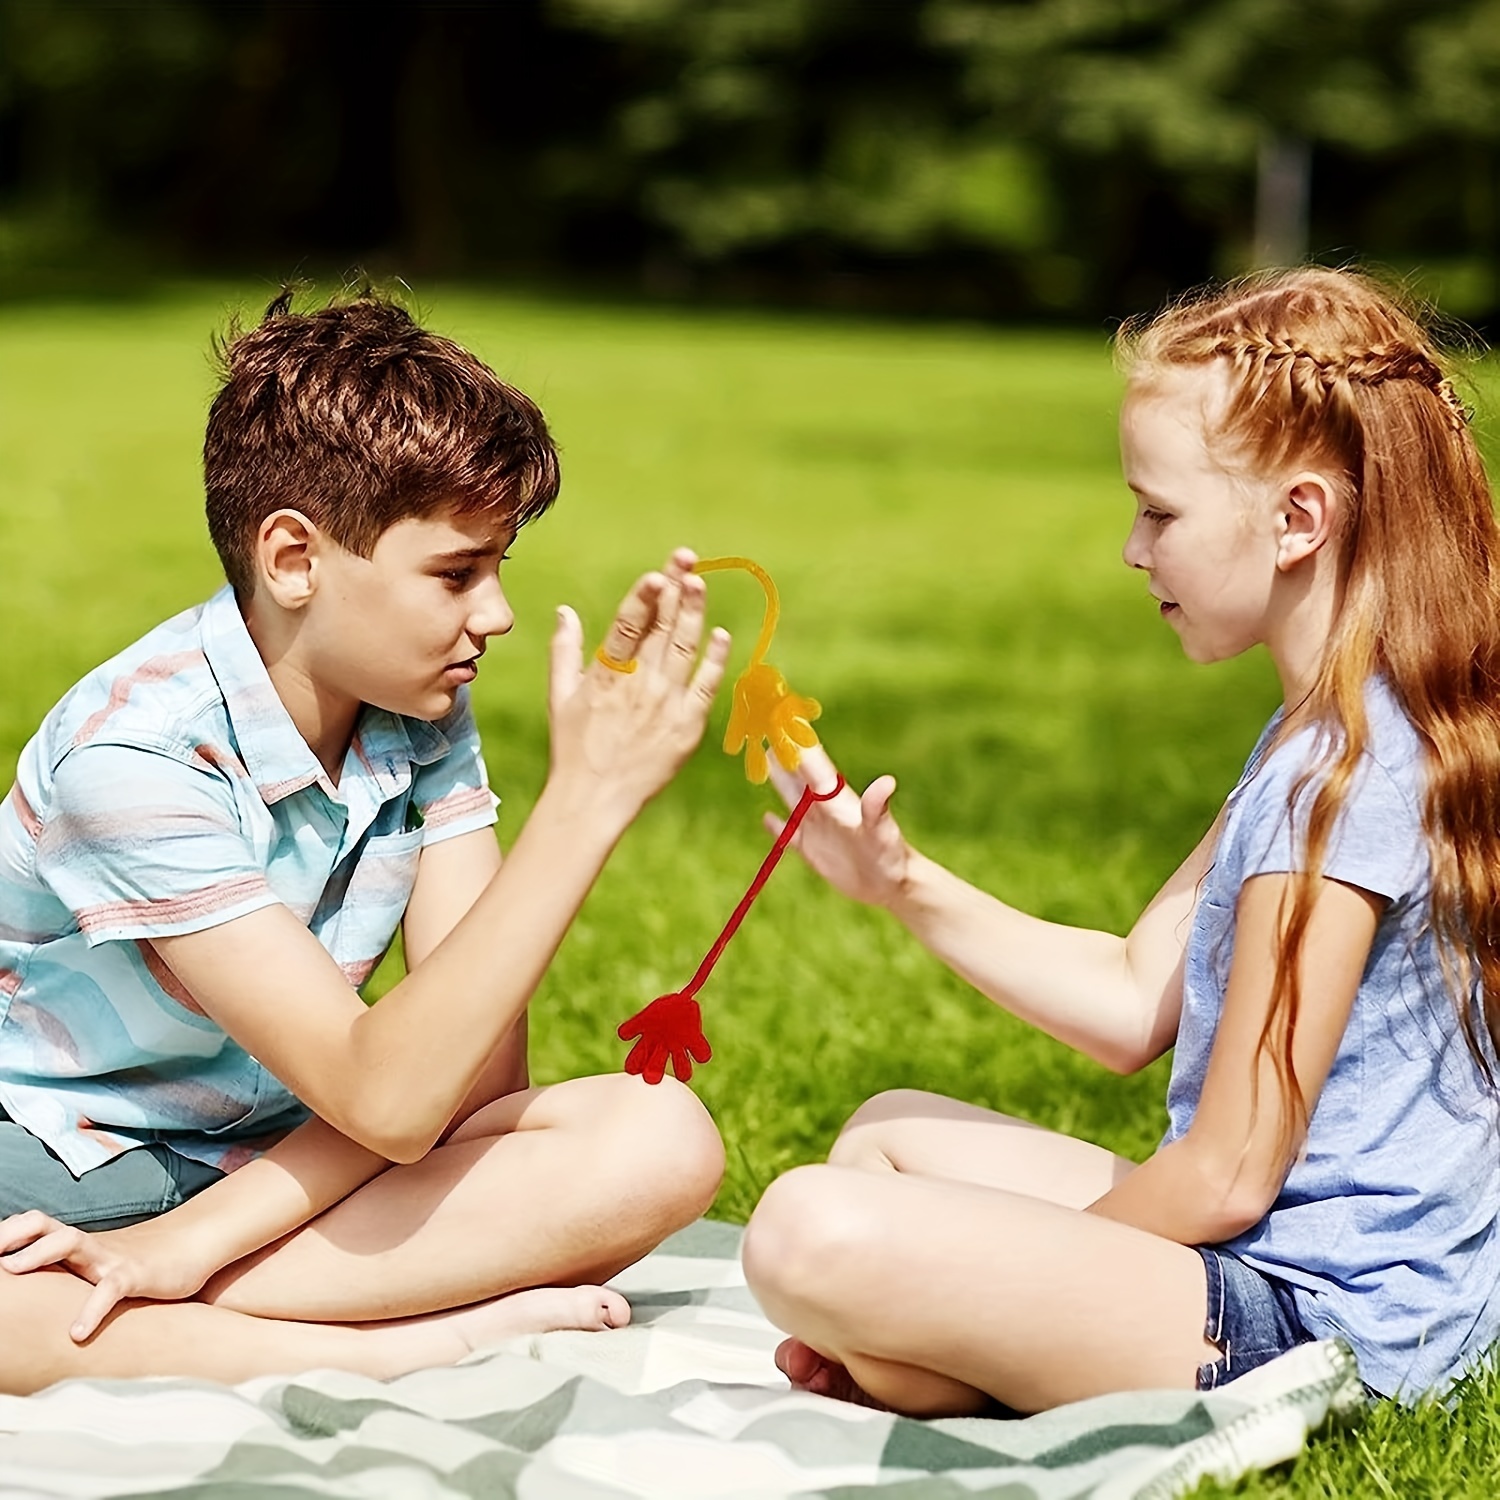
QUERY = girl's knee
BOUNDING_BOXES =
[744,1165,871,1310]
[829,1088,939,1171]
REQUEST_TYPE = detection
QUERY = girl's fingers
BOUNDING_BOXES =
[797,743,844,797]
[861,774,899,829]
[765,754,807,811]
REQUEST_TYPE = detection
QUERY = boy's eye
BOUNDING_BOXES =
[439,569,475,588]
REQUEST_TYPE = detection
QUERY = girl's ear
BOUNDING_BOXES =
[255,509,322,609]
[1275,474,1339,572]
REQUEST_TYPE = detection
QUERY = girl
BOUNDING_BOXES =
[742,267,1500,1412]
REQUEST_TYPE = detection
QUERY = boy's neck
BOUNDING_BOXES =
[242,601,358,786]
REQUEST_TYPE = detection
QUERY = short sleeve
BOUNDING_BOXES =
[412,692,500,846]
[1237,742,1426,904]
[35,742,281,945]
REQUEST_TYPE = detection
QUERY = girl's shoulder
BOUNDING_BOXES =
[1226,677,1426,899]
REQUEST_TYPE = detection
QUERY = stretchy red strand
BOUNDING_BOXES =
[617,776,845,1084]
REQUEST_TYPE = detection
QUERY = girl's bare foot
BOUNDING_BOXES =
[775,1336,888,1408]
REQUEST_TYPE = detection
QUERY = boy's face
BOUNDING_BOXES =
[307,506,517,722]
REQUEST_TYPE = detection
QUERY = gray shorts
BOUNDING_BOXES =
[0,1107,225,1230]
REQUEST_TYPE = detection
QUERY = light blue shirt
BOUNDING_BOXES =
[0,587,498,1176]
[1164,678,1500,1398]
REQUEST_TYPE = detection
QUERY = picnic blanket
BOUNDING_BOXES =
[0,1219,1364,1498]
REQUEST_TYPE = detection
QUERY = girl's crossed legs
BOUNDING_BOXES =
[741,1090,1214,1416]
[0,1072,723,1393]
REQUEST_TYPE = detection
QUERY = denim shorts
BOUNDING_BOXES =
[1195,1245,1312,1390]
[0,1107,225,1231]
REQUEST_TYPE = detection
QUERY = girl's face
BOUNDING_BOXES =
[1119,368,1284,666]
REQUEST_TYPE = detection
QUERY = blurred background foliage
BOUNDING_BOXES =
[4,0,1500,323]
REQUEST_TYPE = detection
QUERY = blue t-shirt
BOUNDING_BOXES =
[1163,678,1500,1399]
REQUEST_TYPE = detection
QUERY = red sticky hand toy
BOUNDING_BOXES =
[616,776,844,1083]
[615,555,836,1084]
[618,992,710,1085]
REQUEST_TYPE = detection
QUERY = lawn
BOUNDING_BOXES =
[2,284,1499,1494]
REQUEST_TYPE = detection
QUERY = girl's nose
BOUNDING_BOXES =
[1121,518,1151,571]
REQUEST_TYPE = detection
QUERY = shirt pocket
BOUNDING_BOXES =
[327,826,424,982]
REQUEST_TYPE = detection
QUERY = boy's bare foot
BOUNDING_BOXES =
[775,1336,888,1409]
[441,1285,631,1355]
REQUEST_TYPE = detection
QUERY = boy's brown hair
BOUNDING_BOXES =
[204,287,560,597]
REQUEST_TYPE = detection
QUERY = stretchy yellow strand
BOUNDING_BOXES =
[697,556,821,784]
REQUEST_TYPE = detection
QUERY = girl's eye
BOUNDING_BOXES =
[1143,508,1172,525]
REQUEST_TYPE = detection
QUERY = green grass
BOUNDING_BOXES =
[2,285,1498,1494]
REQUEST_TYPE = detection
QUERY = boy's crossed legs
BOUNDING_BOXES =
[742,1090,1214,1417]
[0,1072,722,1393]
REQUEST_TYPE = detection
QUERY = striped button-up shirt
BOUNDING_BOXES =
[0,586,498,1176]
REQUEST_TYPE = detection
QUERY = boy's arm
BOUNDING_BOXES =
[1,830,522,1342]
[770,746,1217,1073]
[149,572,727,1164]
[1086,871,1380,1244]
[0,1114,388,1340]
[400,826,529,1110]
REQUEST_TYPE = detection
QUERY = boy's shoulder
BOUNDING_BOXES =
[32,594,230,775]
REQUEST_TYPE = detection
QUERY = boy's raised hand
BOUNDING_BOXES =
[0,1210,211,1342]
[548,549,731,823]
[765,744,912,908]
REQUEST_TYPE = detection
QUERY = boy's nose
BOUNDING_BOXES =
[472,578,515,638]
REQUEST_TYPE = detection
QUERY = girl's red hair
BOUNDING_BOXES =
[1119,267,1500,1143]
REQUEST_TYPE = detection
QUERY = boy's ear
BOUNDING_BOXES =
[1275,473,1338,572]
[255,509,323,609]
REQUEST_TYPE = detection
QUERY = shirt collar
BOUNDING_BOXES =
[198,586,452,807]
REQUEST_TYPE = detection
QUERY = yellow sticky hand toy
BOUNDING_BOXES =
[696,557,821,783]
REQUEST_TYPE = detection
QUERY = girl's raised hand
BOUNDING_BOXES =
[0,1209,212,1342]
[548,549,731,823]
[765,744,912,907]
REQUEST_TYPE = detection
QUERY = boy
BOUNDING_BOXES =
[0,290,729,1393]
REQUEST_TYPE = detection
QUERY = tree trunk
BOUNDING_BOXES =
[1252,131,1311,269]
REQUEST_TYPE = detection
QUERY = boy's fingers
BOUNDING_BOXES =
[861,774,898,828]
[548,606,583,720]
[636,574,683,672]
[689,628,731,708]
[71,1280,123,1344]
[0,1209,60,1253]
[595,573,664,675]
[0,1224,78,1272]
[662,575,707,686]
[663,546,698,584]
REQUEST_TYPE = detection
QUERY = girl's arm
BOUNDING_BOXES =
[770,747,1219,1072]
[1087,871,1382,1244]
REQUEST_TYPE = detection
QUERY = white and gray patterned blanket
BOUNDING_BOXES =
[0,1220,1364,1498]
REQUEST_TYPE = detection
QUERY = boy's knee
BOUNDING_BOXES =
[607,1074,725,1212]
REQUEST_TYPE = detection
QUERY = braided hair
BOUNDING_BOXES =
[1119,267,1500,1147]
